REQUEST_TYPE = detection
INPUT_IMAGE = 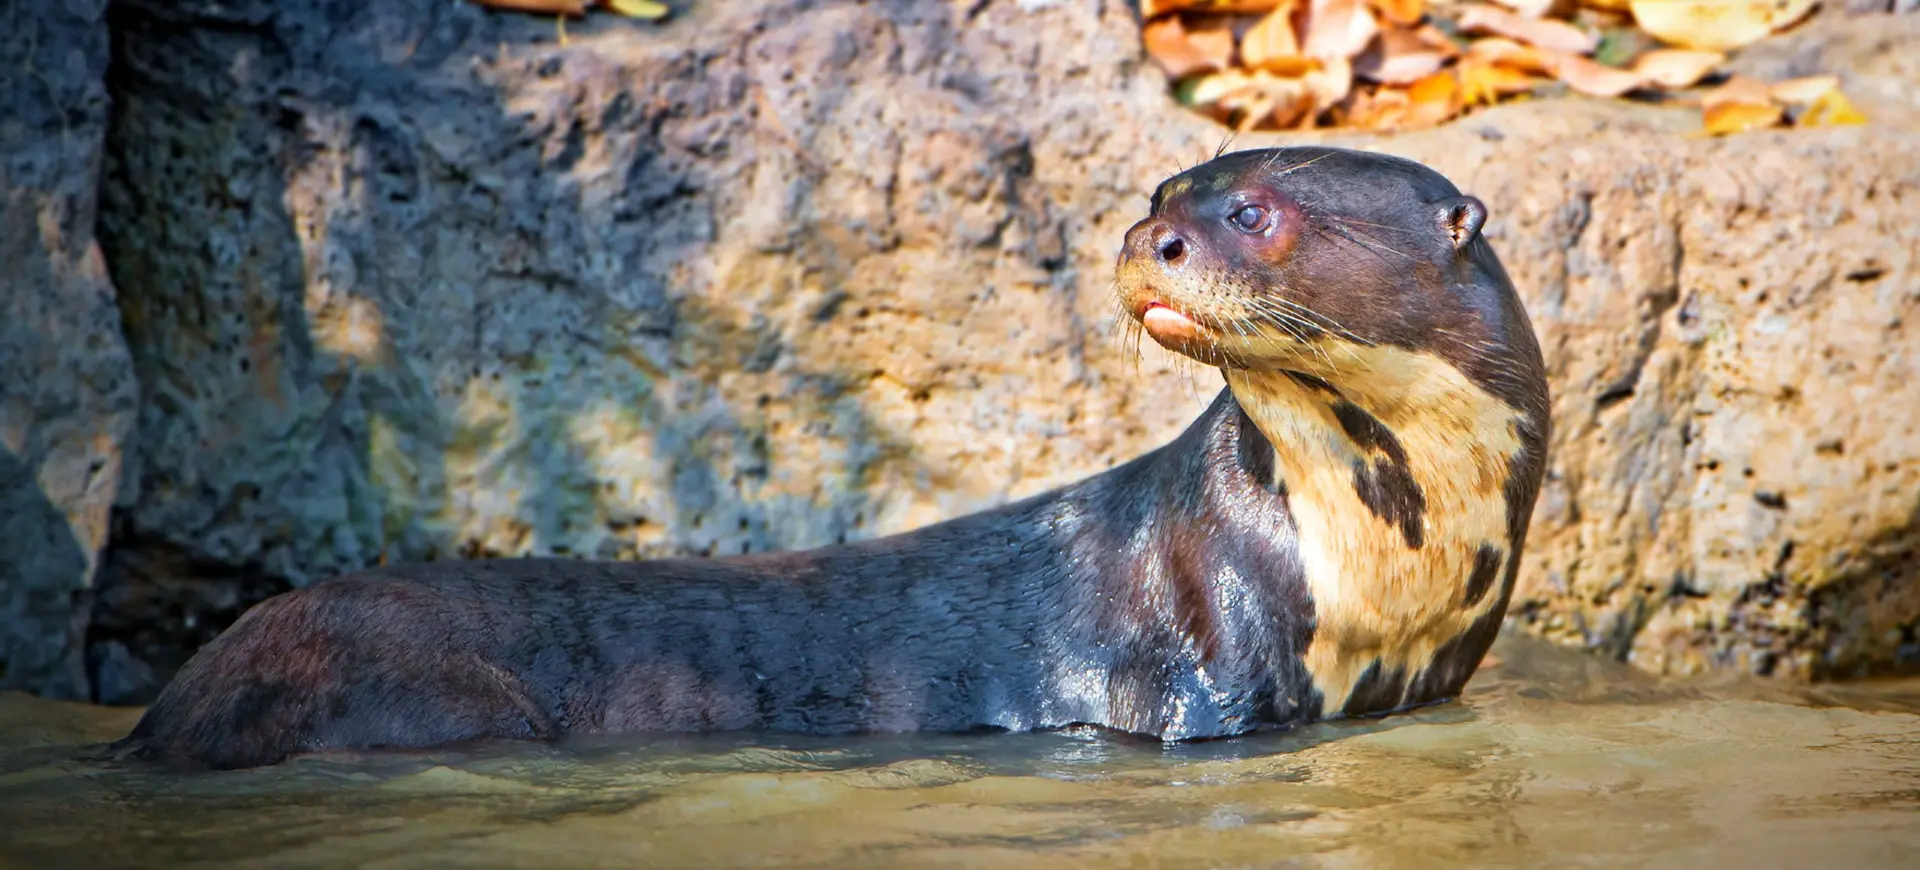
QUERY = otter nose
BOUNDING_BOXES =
[1123,219,1189,268]
[1156,234,1186,265]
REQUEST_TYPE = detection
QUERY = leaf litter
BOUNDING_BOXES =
[1140,0,1868,136]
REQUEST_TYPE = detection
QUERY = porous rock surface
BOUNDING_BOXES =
[0,0,138,700]
[69,0,1920,699]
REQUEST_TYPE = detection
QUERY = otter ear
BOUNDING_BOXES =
[1438,196,1487,251]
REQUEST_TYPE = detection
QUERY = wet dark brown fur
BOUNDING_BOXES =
[112,146,1549,770]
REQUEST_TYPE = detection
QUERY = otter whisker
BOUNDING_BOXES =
[1244,294,1373,349]
[1320,220,1420,264]
[1271,151,1333,178]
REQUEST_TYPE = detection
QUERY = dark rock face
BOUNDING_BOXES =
[1,0,138,701]
[2,1,1917,700]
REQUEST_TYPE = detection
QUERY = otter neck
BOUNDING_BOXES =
[1222,352,1531,715]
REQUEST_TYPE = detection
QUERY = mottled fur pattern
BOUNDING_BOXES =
[114,146,1548,770]
[1117,146,1550,719]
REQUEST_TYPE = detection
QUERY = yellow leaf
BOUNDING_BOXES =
[1629,0,1816,52]
[605,0,670,19]
[1799,87,1868,127]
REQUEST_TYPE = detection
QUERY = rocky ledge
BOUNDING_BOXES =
[1,0,1914,703]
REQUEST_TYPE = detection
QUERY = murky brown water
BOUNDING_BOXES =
[3,635,1918,870]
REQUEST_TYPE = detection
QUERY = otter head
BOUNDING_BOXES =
[1117,148,1537,405]
[1117,146,1551,718]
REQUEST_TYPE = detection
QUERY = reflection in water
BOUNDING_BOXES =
[3,634,1918,869]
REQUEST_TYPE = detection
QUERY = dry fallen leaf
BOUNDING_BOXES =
[1144,15,1238,79]
[1243,3,1319,75]
[1466,37,1553,75]
[1798,86,1868,127]
[1488,0,1563,18]
[604,0,670,18]
[474,0,589,14]
[1702,100,1784,135]
[1301,0,1383,61]
[1578,0,1631,10]
[1628,0,1816,52]
[1355,25,1453,84]
[1413,24,1463,59]
[1456,4,1600,54]
[1769,75,1840,104]
[1403,69,1464,127]
[1305,54,1358,108]
[1543,51,1646,97]
[1630,48,1725,89]
[1187,68,1319,131]
[1142,0,1293,17]
[1700,75,1775,109]
[1366,0,1427,26]
[1459,55,1542,105]
[1699,75,1784,135]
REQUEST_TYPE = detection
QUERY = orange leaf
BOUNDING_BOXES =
[1241,3,1309,72]
[1456,4,1598,54]
[1403,70,1464,127]
[1458,56,1541,105]
[1301,0,1382,61]
[1702,101,1784,136]
[1543,51,1646,97]
[1144,15,1237,79]
[1365,0,1426,26]
[1630,48,1725,89]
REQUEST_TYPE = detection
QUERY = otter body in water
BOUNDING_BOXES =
[114,147,1549,770]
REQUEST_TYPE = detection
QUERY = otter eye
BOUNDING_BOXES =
[1230,204,1271,233]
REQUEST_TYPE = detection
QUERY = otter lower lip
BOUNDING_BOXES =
[1140,301,1202,343]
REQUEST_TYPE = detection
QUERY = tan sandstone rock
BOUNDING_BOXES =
[79,0,1918,698]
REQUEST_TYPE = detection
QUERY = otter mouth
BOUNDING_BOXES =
[1137,299,1205,344]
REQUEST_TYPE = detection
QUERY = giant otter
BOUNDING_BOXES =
[112,146,1549,770]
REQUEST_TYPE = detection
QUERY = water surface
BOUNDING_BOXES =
[4,635,1918,869]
